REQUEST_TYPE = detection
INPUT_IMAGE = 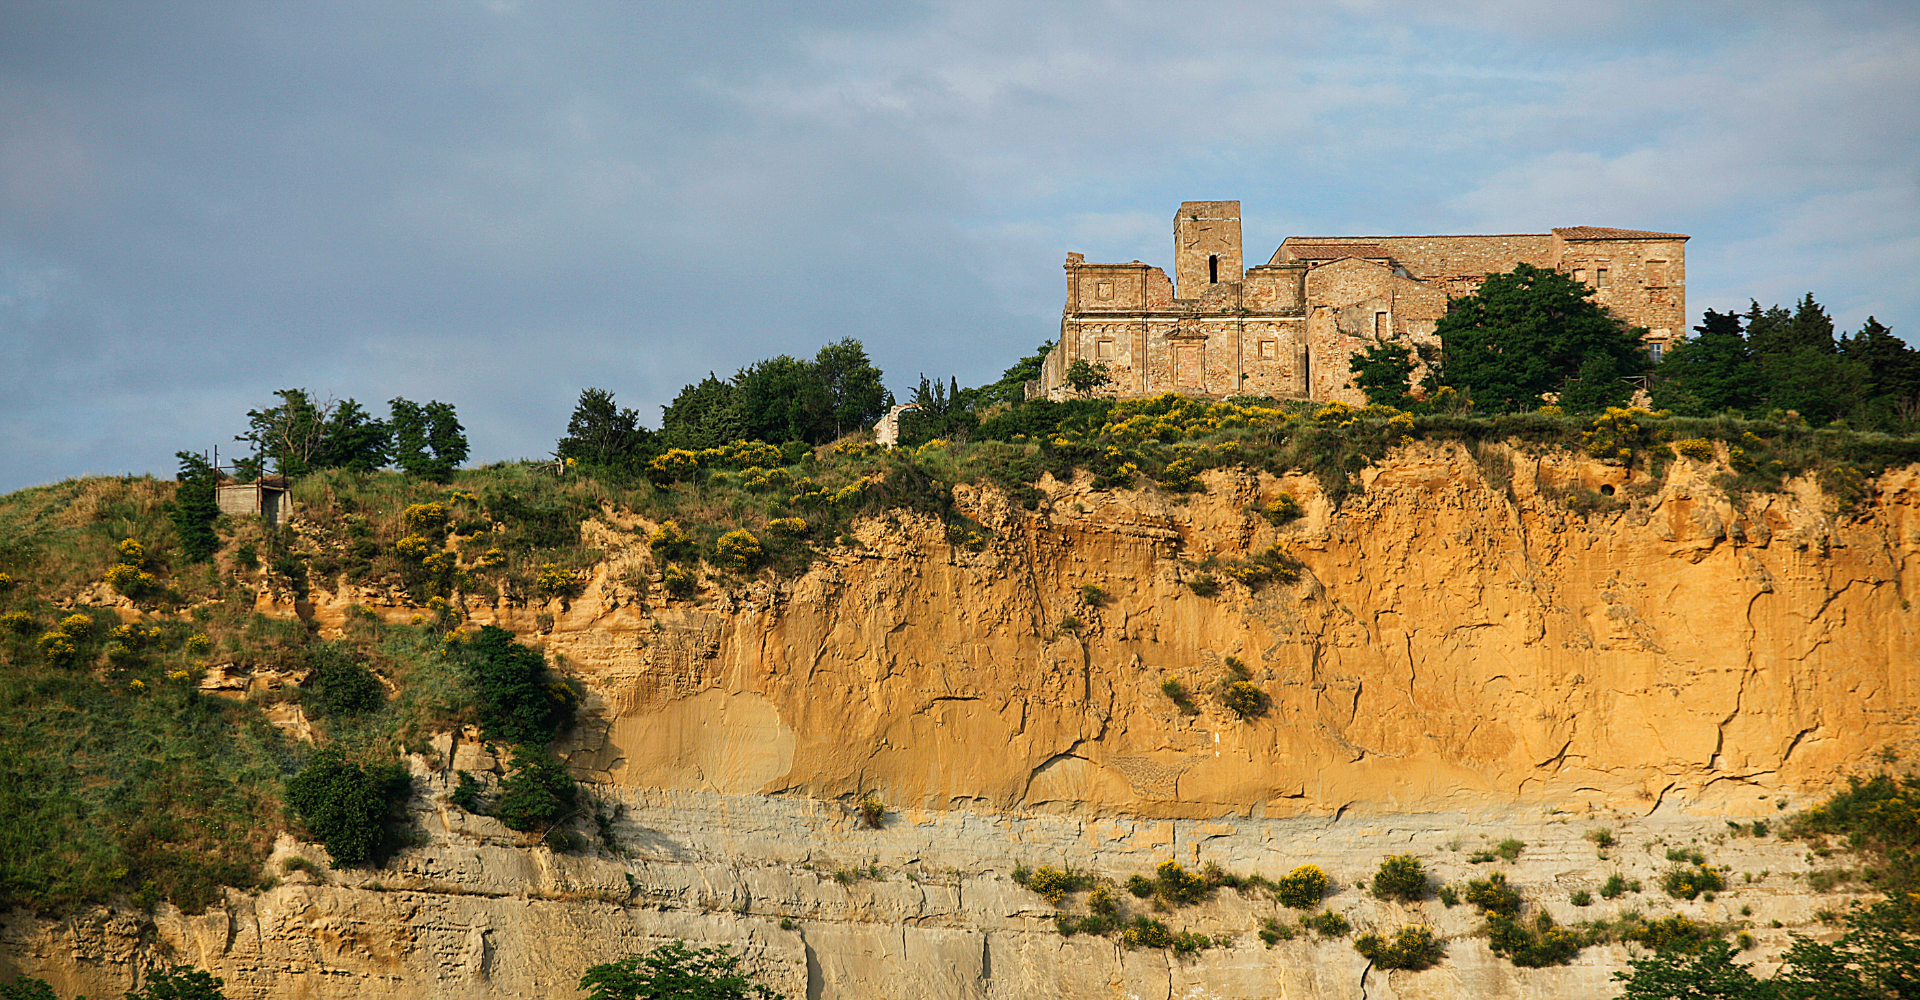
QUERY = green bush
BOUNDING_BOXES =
[1600,873,1641,899]
[1465,872,1522,917]
[1218,680,1267,720]
[1261,493,1303,525]
[1159,677,1198,715]
[1488,911,1583,967]
[1354,926,1445,970]
[126,964,227,1000]
[1660,863,1728,900]
[1302,909,1351,937]
[1371,854,1429,902]
[304,642,384,718]
[1495,838,1524,861]
[0,977,58,1000]
[578,940,779,1000]
[284,748,412,866]
[1257,917,1297,946]
[449,771,483,813]
[492,747,578,833]
[454,625,573,746]
[1621,914,1718,953]
[1276,864,1330,909]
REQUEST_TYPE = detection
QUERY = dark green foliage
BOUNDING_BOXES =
[492,747,577,833]
[973,397,1113,443]
[0,977,57,1000]
[1789,771,1920,897]
[304,642,383,719]
[578,940,780,1000]
[1302,909,1351,937]
[125,965,227,1000]
[169,452,222,563]
[1349,339,1417,408]
[658,374,747,450]
[455,626,572,746]
[388,399,467,480]
[1652,309,1762,415]
[734,355,830,445]
[1623,914,1720,954]
[895,374,980,448]
[811,338,892,440]
[283,748,411,866]
[973,341,1053,409]
[660,339,890,448]
[1437,262,1650,412]
[556,389,655,475]
[449,771,484,813]
[1612,939,1770,1000]
[1661,863,1728,900]
[1064,359,1114,397]
[1495,838,1524,861]
[1354,925,1445,971]
[1371,854,1429,902]
[1487,910,1583,967]
[1601,873,1641,899]
[233,390,390,479]
[1773,894,1920,999]
[1159,677,1198,715]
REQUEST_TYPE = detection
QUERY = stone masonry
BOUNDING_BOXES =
[1037,201,1688,405]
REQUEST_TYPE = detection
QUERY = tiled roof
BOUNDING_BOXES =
[1283,243,1392,260]
[1552,226,1688,240]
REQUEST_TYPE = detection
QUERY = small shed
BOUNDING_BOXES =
[216,476,290,527]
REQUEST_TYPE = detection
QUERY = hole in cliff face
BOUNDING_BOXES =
[1600,484,1616,496]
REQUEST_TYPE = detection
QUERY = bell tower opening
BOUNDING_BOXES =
[1209,255,1219,283]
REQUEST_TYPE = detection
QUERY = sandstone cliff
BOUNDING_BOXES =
[5,441,1914,998]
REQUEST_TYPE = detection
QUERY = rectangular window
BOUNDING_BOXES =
[1646,261,1668,287]
[1649,342,1664,364]
[1573,268,1588,285]
[1095,339,1114,360]
[1259,340,1277,359]
[1095,281,1114,300]
[1596,268,1610,289]
[1374,311,1389,338]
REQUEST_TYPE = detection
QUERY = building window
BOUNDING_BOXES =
[1573,268,1588,285]
[1374,311,1389,338]
[1259,340,1277,359]
[1595,268,1610,289]
[1095,281,1114,300]
[1646,260,1668,287]
[1209,255,1219,284]
[1649,342,1664,364]
[1095,339,1114,360]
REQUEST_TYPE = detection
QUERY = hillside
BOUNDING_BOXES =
[1,401,1917,998]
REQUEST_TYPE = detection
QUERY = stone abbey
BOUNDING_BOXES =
[1035,201,1687,405]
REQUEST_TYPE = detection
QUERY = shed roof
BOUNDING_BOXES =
[1551,226,1688,240]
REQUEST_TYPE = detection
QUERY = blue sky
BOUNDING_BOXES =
[2,1,1916,491]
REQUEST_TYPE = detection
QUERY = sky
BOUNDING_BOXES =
[2,0,1916,492]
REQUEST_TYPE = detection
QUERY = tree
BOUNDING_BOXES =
[659,374,745,451]
[812,338,891,439]
[493,747,577,833]
[169,451,222,563]
[125,965,227,1000]
[457,626,573,746]
[1651,309,1761,415]
[0,977,58,1000]
[557,389,653,471]
[1745,297,1866,425]
[578,941,781,1000]
[1612,939,1775,1000]
[975,341,1054,408]
[1437,262,1650,412]
[313,399,390,472]
[1349,340,1416,408]
[1064,358,1114,398]
[234,389,331,478]
[1840,317,1920,426]
[283,748,412,866]
[389,398,467,480]
[1771,895,1920,1000]
[733,355,829,445]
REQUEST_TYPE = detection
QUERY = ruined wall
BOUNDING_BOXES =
[1556,235,1689,345]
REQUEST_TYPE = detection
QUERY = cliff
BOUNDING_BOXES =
[4,440,1915,998]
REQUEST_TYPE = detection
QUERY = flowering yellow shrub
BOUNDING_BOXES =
[829,478,871,506]
[0,572,12,590]
[36,632,78,667]
[1672,438,1715,462]
[105,562,160,597]
[477,547,507,569]
[185,633,212,654]
[0,612,34,635]
[534,563,578,597]
[831,439,875,457]
[58,614,93,638]
[661,563,697,599]
[116,538,146,566]
[714,530,763,571]
[394,535,435,560]
[647,449,700,483]
[403,502,448,533]
[768,517,808,536]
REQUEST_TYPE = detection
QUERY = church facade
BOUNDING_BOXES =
[1034,201,1687,405]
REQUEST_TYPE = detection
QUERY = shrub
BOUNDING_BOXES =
[1261,494,1303,525]
[533,563,580,598]
[1660,863,1728,900]
[1150,860,1212,906]
[714,530,763,571]
[1465,872,1521,917]
[1587,828,1616,849]
[1672,438,1715,462]
[493,747,578,833]
[662,563,697,599]
[647,520,693,560]
[1354,926,1445,970]
[1186,573,1219,597]
[1080,584,1108,607]
[284,748,412,866]
[1488,911,1583,967]
[1600,873,1641,899]
[1302,909,1350,937]
[455,625,574,746]
[1622,914,1717,953]
[106,561,164,600]
[449,771,484,813]
[1257,917,1297,945]
[125,965,227,1000]
[402,503,448,534]
[1219,680,1267,720]
[1371,855,1429,902]
[1159,677,1199,715]
[0,976,57,1000]
[0,612,33,636]
[1276,864,1330,909]
[1122,916,1172,949]
[1495,838,1524,861]
[856,796,885,829]
[1571,889,1593,906]
[304,642,384,718]
[1025,866,1092,905]
[578,940,780,1000]
[1436,885,1459,907]
[767,517,808,536]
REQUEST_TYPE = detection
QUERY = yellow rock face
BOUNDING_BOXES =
[445,440,1918,820]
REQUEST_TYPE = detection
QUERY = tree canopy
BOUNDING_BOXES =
[1437,262,1651,412]
[578,941,781,1000]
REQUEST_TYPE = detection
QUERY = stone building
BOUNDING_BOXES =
[1035,201,1687,405]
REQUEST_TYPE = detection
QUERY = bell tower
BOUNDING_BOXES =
[1173,200,1242,299]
